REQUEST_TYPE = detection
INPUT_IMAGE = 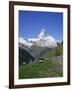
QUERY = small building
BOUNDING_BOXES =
[38,58,44,63]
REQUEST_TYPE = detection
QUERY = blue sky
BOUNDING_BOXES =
[19,10,63,41]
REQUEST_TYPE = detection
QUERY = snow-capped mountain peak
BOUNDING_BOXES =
[38,28,46,39]
[19,28,57,48]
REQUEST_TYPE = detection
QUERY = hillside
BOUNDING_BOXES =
[42,43,63,59]
[19,42,63,65]
[19,43,63,79]
[19,55,63,79]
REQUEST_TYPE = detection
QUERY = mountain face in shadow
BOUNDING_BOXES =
[19,47,35,65]
[29,45,51,59]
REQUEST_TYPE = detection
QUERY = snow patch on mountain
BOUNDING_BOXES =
[28,38,39,43]
[19,37,33,48]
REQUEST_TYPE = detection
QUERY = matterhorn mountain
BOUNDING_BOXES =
[19,29,59,63]
[19,28,57,48]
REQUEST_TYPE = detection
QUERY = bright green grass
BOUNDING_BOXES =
[19,58,63,79]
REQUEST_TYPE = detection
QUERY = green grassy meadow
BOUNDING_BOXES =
[19,57,63,79]
[19,43,63,79]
